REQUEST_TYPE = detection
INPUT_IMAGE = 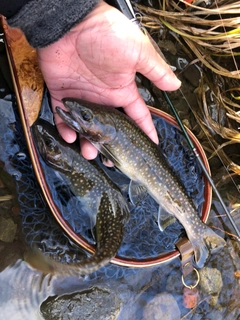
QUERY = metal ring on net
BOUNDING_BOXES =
[181,262,200,289]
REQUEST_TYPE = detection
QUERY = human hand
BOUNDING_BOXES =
[37,0,181,159]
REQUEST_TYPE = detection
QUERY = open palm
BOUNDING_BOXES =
[37,1,180,159]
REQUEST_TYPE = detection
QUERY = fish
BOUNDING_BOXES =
[30,119,129,276]
[56,98,226,269]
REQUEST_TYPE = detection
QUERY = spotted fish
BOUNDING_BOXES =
[30,119,129,275]
[56,98,226,268]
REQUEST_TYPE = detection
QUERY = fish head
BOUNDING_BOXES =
[56,98,117,144]
[32,120,71,172]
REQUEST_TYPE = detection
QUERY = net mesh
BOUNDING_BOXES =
[0,92,204,270]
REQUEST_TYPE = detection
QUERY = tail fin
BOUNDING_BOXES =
[193,228,226,268]
[24,245,114,276]
[25,193,126,276]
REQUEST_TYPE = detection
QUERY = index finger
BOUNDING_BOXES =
[122,91,159,145]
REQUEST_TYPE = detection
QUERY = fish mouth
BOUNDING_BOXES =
[32,124,44,149]
[56,99,83,133]
[32,124,48,161]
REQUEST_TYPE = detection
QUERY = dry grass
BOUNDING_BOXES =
[134,0,240,78]
[133,0,240,178]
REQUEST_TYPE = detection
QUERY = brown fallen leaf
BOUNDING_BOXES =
[234,270,240,278]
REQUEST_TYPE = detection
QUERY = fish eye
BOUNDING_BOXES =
[81,110,93,122]
[45,137,55,149]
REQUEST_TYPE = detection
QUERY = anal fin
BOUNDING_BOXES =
[157,206,176,231]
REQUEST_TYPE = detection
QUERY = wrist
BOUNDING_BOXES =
[8,0,100,48]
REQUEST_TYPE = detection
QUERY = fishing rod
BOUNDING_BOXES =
[105,0,240,240]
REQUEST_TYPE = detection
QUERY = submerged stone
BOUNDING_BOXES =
[199,267,223,306]
[0,216,17,242]
[142,292,181,320]
[40,287,120,320]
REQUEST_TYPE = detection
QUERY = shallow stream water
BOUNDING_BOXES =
[0,25,240,320]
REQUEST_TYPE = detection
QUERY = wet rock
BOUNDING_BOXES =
[142,292,181,320]
[158,39,177,55]
[0,241,26,272]
[137,85,155,107]
[228,238,240,270]
[136,76,155,107]
[165,268,183,295]
[40,287,120,320]
[0,216,17,242]
[182,64,201,88]
[199,267,223,306]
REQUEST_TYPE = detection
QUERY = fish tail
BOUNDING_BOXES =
[192,227,226,268]
[54,245,118,275]
[25,193,127,276]
[25,236,121,276]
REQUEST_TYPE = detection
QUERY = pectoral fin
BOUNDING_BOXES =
[129,180,148,205]
[100,145,121,167]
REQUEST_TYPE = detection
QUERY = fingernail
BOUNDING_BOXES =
[164,72,181,89]
[175,77,182,87]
